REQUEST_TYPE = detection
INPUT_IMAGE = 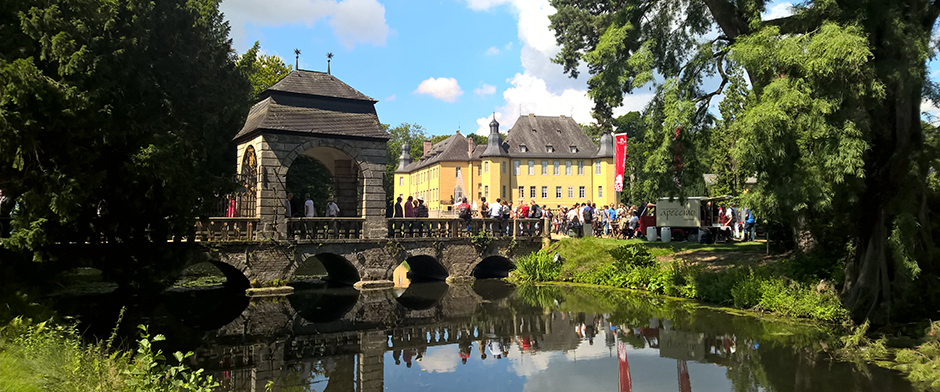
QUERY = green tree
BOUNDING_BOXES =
[550,0,940,323]
[0,0,250,251]
[384,123,428,203]
[236,41,292,100]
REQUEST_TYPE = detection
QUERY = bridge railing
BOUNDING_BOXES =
[287,217,365,240]
[387,218,546,238]
[195,217,260,242]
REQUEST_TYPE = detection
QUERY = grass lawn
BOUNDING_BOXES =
[547,237,769,278]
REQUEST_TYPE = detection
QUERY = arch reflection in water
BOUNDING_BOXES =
[162,287,250,331]
[472,279,514,301]
[393,281,448,310]
[289,285,361,324]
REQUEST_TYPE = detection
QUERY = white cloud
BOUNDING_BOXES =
[467,0,653,134]
[486,46,501,56]
[417,347,458,373]
[220,0,389,50]
[505,41,514,50]
[414,77,464,102]
[385,94,397,101]
[474,84,497,97]
[922,99,940,124]
[762,2,793,20]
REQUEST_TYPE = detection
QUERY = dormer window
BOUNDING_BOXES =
[546,145,554,153]
[520,144,528,152]
[569,146,578,153]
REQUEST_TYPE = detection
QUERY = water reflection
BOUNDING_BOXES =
[136,284,914,392]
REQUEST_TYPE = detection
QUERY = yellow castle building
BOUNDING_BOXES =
[394,114,617,216]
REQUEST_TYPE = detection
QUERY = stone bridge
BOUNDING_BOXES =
[203,236,543,289]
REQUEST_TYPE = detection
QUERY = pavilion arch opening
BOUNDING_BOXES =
[286,147,362,218]
[292,253,360,286]
[472,256,515,279]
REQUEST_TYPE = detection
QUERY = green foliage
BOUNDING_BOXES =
[549,0,940,324]
[0,318,216,392]
[509,249,561,283]
[385,123,428,202]
[468,230,492,251]
[607,244,656,267]
[236,41,292,99]
[892,321,940,390]
[0,0,251,250]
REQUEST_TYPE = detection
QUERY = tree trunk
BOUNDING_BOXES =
[842,208,893,324]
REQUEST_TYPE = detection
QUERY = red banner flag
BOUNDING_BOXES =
[618,341,632,392]
[614,133,628,192]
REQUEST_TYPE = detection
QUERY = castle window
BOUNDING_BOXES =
[546,145,554,153]
[569,146,577,153]
[520,144,528,152]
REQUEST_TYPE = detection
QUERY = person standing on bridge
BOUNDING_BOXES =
[326,197,340,217]
[415,196,429,236]
[394,196,404,218]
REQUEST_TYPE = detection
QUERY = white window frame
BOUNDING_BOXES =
[513,160,521,175]
[541,186,548,198]
[528,160,535,175]
[541,160,548,175]
[579,186,585,198]
[578,160,584,175]
[595,161,601,175]
[565,161,572,175]
[567,186,574,198]
[598,186,603,198]
[556,186,562,198]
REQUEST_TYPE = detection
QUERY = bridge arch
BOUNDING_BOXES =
[293,253,361,286]
[471,255,515,279]
[398,255,448,283]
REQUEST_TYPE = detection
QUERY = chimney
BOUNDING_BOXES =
[468,137,475,157]
[423,141,432,156]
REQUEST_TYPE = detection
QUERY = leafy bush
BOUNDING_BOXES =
[607,244,656,267]
[0,317,217,392]
[509,249,561,283]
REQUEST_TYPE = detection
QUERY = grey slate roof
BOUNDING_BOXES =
[262,69,377,102]
[503,115,599,159]
[234,70,388,141]
[398,132,478,172]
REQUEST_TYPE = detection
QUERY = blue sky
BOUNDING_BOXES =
[219,0,940,137]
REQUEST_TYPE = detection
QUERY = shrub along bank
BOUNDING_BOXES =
[511,238,848,322]
[510,238,940,390]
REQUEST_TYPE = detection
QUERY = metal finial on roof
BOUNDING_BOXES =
[293,49,300,70]
[327,52,334,75]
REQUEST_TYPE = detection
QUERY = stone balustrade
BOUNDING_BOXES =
[286,217,365,240]
[387,217,549,238]
[196,217,260,242]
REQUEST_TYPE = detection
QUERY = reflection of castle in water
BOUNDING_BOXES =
[160,284,913,392]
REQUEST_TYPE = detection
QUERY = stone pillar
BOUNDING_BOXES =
[357,140,388,239]
[357,331,387,392]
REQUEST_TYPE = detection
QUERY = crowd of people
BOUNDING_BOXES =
[389,195,649,239]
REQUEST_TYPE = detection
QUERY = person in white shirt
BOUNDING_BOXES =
[304,194,316,217]
[326,197,340,217]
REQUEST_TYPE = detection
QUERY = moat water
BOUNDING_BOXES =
[57,280,914,392]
